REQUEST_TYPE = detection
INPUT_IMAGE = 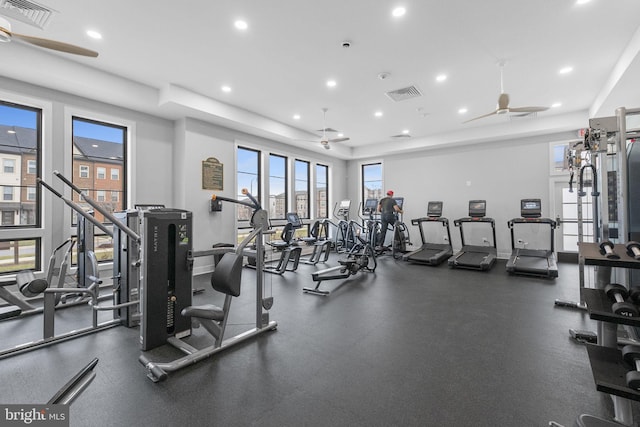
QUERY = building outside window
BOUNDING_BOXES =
[79,165,89,178]
[3,159,15,173]
[97,167,106,179]
[111,168,119,180]
[236,147,261,223]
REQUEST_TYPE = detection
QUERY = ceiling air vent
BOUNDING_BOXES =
[0,0,57,29]
[385,85,423,102]
[391,134,411,139]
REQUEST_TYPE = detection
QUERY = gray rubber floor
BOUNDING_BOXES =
[0,254,632,426]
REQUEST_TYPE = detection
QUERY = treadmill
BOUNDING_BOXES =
[506,199,558,278]
[448,200,497,271]
[403,201,452,265]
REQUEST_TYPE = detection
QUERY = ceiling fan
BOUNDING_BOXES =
[0,16,98,57]
[302,108,349,150]
[464,61,547,123]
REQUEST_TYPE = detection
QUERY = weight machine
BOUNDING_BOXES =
[558,108,640,427]
[0,172,139,359]
[139,189,277,381]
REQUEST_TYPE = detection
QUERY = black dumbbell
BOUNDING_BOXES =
[604,283,639,317]
[629,286,640,304]
[627,241,640,260]
[600,241,620,259]
[622,345,640,390]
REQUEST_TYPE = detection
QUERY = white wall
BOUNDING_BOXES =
[349,131,576,258]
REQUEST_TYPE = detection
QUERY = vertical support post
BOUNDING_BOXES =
[43,292,55,339]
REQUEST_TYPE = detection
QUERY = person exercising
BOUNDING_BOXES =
[376,190,402,248]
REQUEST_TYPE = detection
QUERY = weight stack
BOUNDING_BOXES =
[139,208,193,351]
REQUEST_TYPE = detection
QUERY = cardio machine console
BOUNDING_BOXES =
[468,200,486,218]
[363,198,378,215]
[427,201,443,218]
[520,199,542,219]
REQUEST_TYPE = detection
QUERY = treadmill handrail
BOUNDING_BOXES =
[508,217,557,228]
[411,217,449,226]
[454,217,495,227]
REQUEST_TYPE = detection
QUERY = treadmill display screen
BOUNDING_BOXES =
[394,197,404,209]
[468,200,486,218]
[339,200,351,209]
[427,201,443,217]
[520,199,542,218]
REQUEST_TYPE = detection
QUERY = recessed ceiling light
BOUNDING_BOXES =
[559,66,573,75]
[392,7,406,17]
[293,114,301,120]
[551,102,562,108]
[458,108,468,114]
[402,129,410,134]
[374,111,383,117]
[221,85,232,93]
[86,30,102,40]
[575,0,590,5]
[326,80,337,88]
[436,74,447,82]
[337,133,344,138]
[234,20,248,30]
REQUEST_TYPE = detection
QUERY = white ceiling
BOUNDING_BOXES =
[1,0,640,159]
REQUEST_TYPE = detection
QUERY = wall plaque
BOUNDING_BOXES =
[202,157,223,190]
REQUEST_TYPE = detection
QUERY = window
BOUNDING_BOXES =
[362,163,383,204]
[111,191,119,202]
[3,186,13,201]
[315,164,328,218]
[236,147,261,222]
[269,154,287,219]
[3,158,15,174]
[27,160,36,174]
[72,117,127,263]
[0,101,42,271]
[111,168,119,180]
[0,239,40,273]
[294,160,309,219]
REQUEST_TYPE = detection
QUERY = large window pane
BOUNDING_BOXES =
[72,117,126,263]
[237,147,260,221]
[0,239,40,273]
[269,154,287,219]
[316,164,328,218]
[294,159,309,219]
[0,102,41,229]
[362,163,383,203]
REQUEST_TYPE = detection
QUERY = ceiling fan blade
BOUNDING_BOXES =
[508,106,549,113]
[316,128,339,133]
[463,111,498,123]
[10,31,98,57]
[328,137,349,143]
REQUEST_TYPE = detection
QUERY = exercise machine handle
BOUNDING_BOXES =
[53,171,140,243]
